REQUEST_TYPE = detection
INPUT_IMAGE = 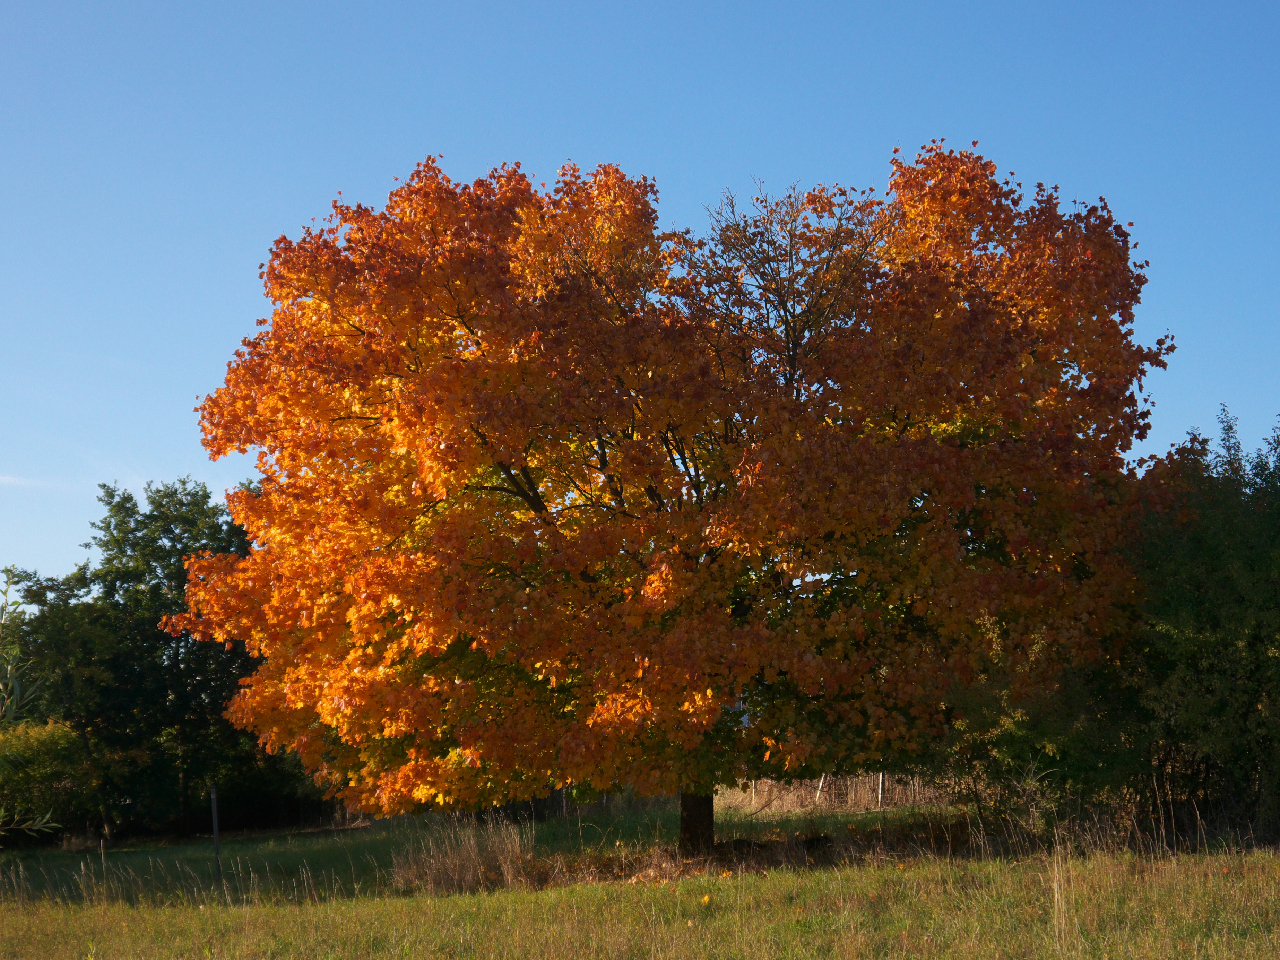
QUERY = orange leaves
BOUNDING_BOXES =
[176,147,1167,815]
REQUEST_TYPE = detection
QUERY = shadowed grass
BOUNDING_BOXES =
[0,798,688,905]
[0,796,961,906]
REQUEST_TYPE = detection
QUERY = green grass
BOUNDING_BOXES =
[2,850,1278,958]
[1,803,1277,958]
[0,801,683,904]
[0,800,955,905]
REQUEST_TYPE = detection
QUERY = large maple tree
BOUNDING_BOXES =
[173,145,1169,851]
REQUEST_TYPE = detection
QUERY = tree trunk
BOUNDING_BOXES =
[679,791,714,855]
[178,761,189,835]
[75,726,115,840]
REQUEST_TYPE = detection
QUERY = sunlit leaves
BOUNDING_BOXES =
[173,145,1168,813]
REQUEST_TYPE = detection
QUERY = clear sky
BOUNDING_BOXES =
[2,0,1277,577]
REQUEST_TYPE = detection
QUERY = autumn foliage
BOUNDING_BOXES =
[171,144,1170,823]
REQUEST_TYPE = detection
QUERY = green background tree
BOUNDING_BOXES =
[12,480,326,838]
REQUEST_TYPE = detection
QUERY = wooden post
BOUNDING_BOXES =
[878,772,884,810]
[210,784,223,885]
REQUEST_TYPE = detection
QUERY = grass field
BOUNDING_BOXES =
[1,797,1276,958]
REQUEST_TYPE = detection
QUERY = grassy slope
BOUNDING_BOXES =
[1,804,1277,958]
[2,852,1278,959]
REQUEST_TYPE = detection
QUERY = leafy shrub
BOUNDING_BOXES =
[0,721,98,839]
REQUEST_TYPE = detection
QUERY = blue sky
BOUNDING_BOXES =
[2,0,1277,576]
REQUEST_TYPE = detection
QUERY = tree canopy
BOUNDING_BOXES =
[172,144,1170,847]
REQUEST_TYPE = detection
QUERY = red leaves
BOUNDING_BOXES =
[174,147,1166,812]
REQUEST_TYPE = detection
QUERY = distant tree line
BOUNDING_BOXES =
[0,480,330,842]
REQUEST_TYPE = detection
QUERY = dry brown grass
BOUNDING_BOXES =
[389,820,536,894]
[718,774,945,817]
[386,816,873,896]
[385,782,958,899]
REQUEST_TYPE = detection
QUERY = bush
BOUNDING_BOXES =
[0,722,98,839]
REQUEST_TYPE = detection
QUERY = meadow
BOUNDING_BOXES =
[1,785,1277,958]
